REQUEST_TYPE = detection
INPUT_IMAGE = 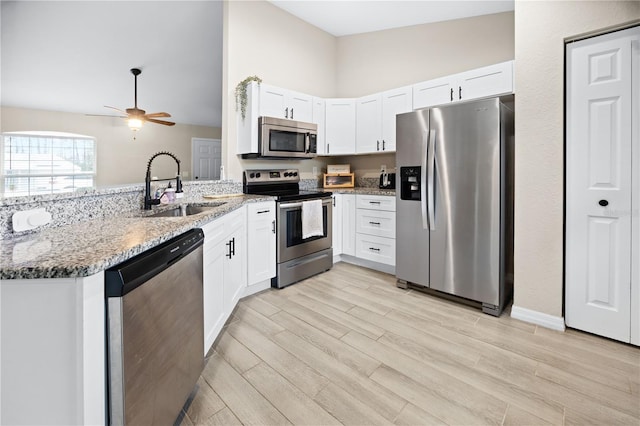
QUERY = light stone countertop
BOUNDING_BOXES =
[0,194,273,280]
[0,187,396,280]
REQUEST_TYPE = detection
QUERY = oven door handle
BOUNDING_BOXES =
[279,199,331,209]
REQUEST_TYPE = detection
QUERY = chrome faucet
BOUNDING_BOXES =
[144,151,183,210]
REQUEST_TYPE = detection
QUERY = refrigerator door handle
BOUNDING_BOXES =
[427,129,436,231]
[421,131,429,230]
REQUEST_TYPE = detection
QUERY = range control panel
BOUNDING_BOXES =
[243,169,300,184]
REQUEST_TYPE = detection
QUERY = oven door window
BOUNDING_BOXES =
[270,129,306,153]
[286,205,328,246]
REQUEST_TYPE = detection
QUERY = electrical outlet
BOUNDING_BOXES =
[312,166,318,176]
[381,164,387,173]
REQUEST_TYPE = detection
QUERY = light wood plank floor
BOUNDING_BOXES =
[181,262,640,426]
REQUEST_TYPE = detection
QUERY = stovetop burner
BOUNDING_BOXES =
[243,168,332,202]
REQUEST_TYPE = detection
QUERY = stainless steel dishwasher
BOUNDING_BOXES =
[105,228,204,425]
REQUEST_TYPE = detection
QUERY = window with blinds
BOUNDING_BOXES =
[2,132,96,196]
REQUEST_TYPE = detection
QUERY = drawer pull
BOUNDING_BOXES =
[369,201,381,205]
[257,209,270,214]
[369,221,381,225]
[369,247,380,252]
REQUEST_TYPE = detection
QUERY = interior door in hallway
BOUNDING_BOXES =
[565,26,639,343]
[192,138,221,180]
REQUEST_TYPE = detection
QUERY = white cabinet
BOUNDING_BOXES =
[1,273,105,425]
[259,83,313,122]
[201,207,247,352]
[356,87,412,154]
[341,194,356,256]
[381,86,413,152]
[312,97,327,155]
[332,194,342,256]
[565,27,639,345]
[247,201,276,286]
[355,194,396,266]
[325,98,356,155]
[237,82,314,155]
[356,93,382,154]
[413,61,514,110]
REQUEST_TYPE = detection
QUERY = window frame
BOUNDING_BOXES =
[1,131,97,197]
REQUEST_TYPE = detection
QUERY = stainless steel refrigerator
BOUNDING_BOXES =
[395,96,514,316]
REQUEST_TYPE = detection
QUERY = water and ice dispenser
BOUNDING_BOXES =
[400,166,421,201]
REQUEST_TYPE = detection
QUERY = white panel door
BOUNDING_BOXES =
[312,97,327,154]
[566,32,634,342]
[412,75,454,109]
[288,90,313,122]
[454,61,513,102]
[259,84,288,119]
[192,138,221,180]
[325,99,356,155]
[381,85,412,152]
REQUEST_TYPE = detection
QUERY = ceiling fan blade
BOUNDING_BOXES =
[145,112,171,118]
[104,105,128,114]
[146,118,176,126]
[86,113,126,118]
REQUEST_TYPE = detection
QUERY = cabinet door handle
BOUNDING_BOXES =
[272,220,276,233]
[459,86,462,100]
[450,88,453,101]
[231,237,236,256]
[599,200,609,207]
[290,108,294,119]
[226,240,232,258]
[369,247,380,252]
[257,209,270,214]
[382,140,386,150]
[327,143,330,154]
[285,107,289,119]
[377,140,380,151]
[332,197,336,207]
[369,221,381,225]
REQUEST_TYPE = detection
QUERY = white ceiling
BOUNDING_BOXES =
[1,1,513,128]
[1,1,223,127]
[268,0,514,37]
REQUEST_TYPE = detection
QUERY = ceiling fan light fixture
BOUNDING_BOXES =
[128,118,143,130]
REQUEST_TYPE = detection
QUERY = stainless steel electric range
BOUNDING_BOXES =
[243,169,333,288]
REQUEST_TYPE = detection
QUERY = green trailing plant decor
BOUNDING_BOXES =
[235,75,262,121]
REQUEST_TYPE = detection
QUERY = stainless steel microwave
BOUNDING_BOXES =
[248,116,317,159]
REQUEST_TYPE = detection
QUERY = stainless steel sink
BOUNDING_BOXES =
[146,203,224,218]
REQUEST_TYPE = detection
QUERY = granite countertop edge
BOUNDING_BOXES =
[0,195,274,280]
[329,188,396,196]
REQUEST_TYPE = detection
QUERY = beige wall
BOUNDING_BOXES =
[513,1,640,317]
[336,12,515,97]
[1,107,220,187]
[222,0,337,181]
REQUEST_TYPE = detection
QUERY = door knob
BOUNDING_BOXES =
[599,200,609,207]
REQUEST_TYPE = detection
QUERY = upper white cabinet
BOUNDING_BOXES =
[325,98,356,155]
[259,83,313,122]
[312,97,327,155]
[356,86,412,154]
[356,94,382,154]
[413,61,514,110]
[237,82,315,155]
[381,86,413,152]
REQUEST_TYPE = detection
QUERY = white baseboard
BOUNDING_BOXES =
[511,305,566,331]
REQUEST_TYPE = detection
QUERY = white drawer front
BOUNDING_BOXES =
[356,209,396,239]
[355,234,395,266]
[356,194,396,211]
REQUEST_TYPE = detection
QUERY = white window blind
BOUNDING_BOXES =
[2,132,96,196]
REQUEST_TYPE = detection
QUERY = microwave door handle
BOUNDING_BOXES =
[305,132,310,153]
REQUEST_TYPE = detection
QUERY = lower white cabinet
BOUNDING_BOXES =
[1,273,106,425]
[355,194,396,266]
[332,194,343,256]
[247,201,276,286]
[341,194,356,256]
[201,206,247,353]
